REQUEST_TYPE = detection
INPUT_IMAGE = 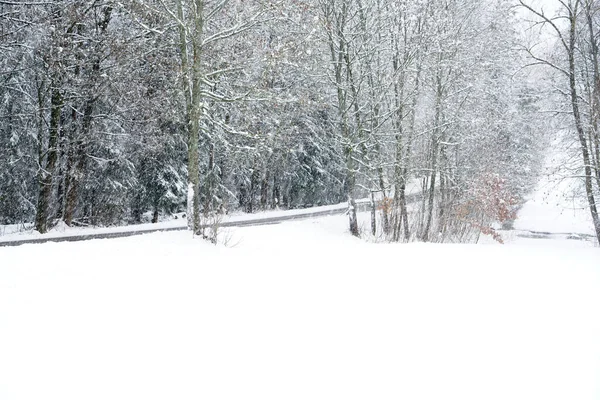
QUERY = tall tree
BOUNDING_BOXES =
[519,0,600,245]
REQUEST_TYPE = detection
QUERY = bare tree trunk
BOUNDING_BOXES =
[63,142,85,226]
[344,138,359,236]
[585,1,600,189]
[401,57,422,241]
[392,96,407,242]
[63,6,112,227]
[63,102,91,226]
[272,173,281,208]
[391,45,407,242]
[421,67,443,242]
[344,47,364,237]
[35,84,61,233]
[370,191,376,236]
[567,6,600,245]
[358,0,388,234]
[261,169,269,209]
[323,0,359,237]
[152,199,159,223]
[177,0,203,235]
[203,143,215,215]
[421,147,437,242]
[438,145,447,237]
[54,140,66,221]
[347,195,359,236]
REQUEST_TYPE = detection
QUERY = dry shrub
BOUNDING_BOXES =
[377,196,394,214]
[455,173,519,244]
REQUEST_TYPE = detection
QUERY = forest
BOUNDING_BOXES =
[1,0,599,244]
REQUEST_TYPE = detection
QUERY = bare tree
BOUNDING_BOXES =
[519,0,600,245]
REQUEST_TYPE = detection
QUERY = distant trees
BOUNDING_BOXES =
[1,1,185,229]
[0,1,39,224]
[0,0,546,243]
[313,0,544,241]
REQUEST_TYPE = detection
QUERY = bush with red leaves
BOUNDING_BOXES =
[456,173,519,244]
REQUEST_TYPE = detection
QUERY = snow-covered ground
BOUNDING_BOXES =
[514,135,595,236]
[1,211,599,400]
[1,152,598,400]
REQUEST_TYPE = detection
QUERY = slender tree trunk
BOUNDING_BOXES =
[249,163,260,213]
[343,45,363,237]
[585,3,600,189]
[358,0,388,234]
[272,173,280,208]
[401,57,422,241]
[422,68,443,242]
[421,146,438,242]
[177,0,204,235]
[63,6,112,227]
[35,85,61,233]
[152,198,159,223]
[392,81,407,242]
[391,47,407,242]
[63,148,83,226]
[568,9,600,245]
[261,169,270,209]
[54,112,68,222]
[438,145,447,237]
[55,156,65,220]
[324,3,359,237]
[377,168,389,232]
[64,100,92,226]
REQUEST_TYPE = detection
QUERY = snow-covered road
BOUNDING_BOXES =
[0,200,367,247]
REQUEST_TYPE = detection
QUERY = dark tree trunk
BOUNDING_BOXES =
[204,145,215,215]
[248,163,260,213]
[421,68,443,242]
[63,5,112,227]
[35,86,61,233]
[63,132,88,226]
[260,169,269,210]
[272,173,281,208]
[152,201,159,223]
[370,192,376,236]
[567,9,600,245]
[585,4,600,190]
[55,163,65,221]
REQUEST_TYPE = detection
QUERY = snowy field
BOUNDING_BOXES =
[1,212,599,400]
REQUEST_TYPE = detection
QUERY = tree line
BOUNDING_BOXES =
[3,0,589,244]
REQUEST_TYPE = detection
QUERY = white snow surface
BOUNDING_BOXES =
[1,213,599,400]
[514,137,595,235]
